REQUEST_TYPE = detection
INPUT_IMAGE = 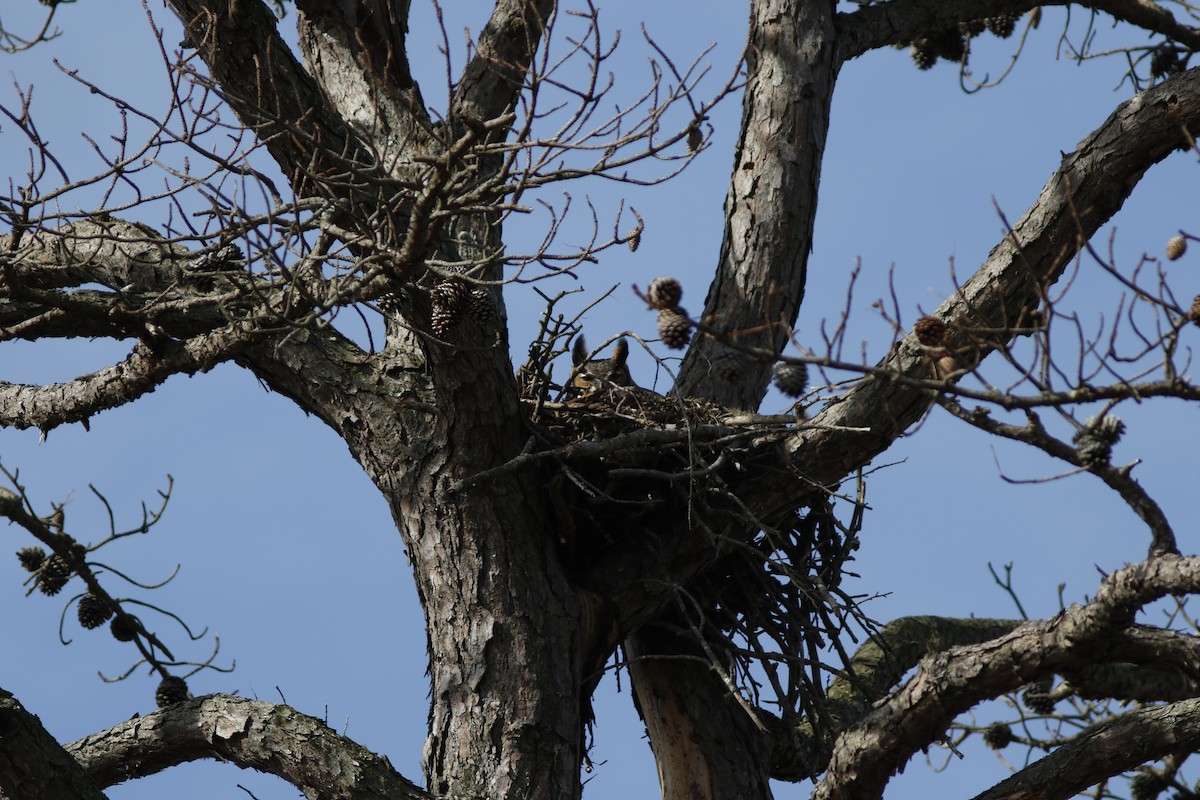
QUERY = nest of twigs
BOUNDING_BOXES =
[516,365,872,748]
[525,385,748,449]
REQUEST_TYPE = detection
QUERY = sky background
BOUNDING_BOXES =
[1,2,1196,799]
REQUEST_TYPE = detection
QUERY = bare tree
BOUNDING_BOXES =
[3,2,1200,800]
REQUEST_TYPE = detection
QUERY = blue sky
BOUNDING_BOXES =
[1,3,1196,798]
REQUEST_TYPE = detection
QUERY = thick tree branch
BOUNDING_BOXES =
[1075,625,1200,691]
[451,0,555,125]
[837,0,1200,61]
[674,0,839,408]
[814,555,1200,800]
[0,332,244,431]
[0,218,397,433]
[2,221,189,292]
[0,688,109,800]
[971,697,1200,800]
[65,694,427,800]
[165,0,374,198]
[763,66,1200,517]
[295,0,434,175]
[772,616,1021,781]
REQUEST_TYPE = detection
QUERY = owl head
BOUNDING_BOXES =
[570,336,637,394]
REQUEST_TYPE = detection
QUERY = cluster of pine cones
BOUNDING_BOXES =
[1072,414,1125,469]
[16,543,190,709]
[906,11,1026,70]
[430,275,496,338]
[645,276,691,349]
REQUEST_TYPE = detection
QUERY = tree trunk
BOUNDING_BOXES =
[0,689,109,800]
[630,1,840,795]
[628,618,773,800]
[676,0,839,407]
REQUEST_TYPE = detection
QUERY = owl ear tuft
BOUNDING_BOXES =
[612,338,629,367]
[572,336,588,367]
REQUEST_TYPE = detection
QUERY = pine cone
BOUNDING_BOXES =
[627,226,642,252]
[17,546,47,573]
[77,594,113,630]
[155,675,189,708]
[773,361,809,398]
[1150,46,1183,80]
[962,18,987,37]
[1131,772,1169,800]
[982,722,1014,750]
[1022,679,1055,714]
[430,278,468,337]
[657,307,691,349]
[647,277,683,310]
[1191,295,1200,327]
[36,555,72,596]
[110,614,138,642]
[1073,431,1112,468]
[465,288,497,328]
[986,12,1018,38]
[910,41,939,70]
[1073,415,1123,467]
[1088,414,1126,446]
[709,350,744,383]
[914,316,947,347]
[1167,235,1187,261]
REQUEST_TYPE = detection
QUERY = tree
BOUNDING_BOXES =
[2,1,1200,799]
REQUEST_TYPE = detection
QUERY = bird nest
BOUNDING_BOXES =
[524,386,747,446]
[519,386,872,743]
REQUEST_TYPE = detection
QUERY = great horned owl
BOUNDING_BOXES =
[570,336,637,394]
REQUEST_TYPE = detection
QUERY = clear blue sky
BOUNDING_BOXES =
[1,3,1194,798]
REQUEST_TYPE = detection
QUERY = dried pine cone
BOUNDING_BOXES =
[1022,679,1055,714]
[155,675,189,708]
[1167,235,1187,261]
[986,12,1019,38]
[1191,295,1200,326]
[962,18,988,37]
[1073,415,1123,467]
[1073,431,1112,468]
[1130,772,1169,800]
[17,546,47,573]
[110,614,138,642]
[657,307,691,349]
[1150,46,1183,80]
[910,41,938,70]
[709,350,744,383]
[647,277,683,310]
[465,288,496,328]
[430,278,468,337]
[78,594,113,630]
[36,555,72,596]
[773,361,809,398]
[914,316,947,347]
[1089,414,1126,445]
[982,722,1014,750]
